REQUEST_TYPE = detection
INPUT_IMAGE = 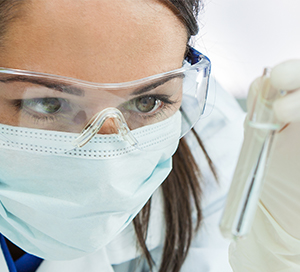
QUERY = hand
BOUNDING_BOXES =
[249,59,300,239]
[229,60,300,272]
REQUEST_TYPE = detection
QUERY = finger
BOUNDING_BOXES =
[273,88,300,123]
[270,59,300,91]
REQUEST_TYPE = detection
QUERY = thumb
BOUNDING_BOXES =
[270,59,300,123]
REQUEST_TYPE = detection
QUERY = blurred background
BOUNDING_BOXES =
[195,0,300,110]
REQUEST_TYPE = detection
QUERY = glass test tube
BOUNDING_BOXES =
[219,68,284,240]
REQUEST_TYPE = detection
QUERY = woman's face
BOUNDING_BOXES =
[0,0,188,133]
[0,0,187,82]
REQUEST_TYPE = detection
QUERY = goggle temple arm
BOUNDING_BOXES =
[185,46,202,65]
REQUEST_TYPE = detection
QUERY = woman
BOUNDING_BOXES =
[0,0,299,271]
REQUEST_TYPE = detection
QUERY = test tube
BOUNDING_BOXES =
[219,68,284,240]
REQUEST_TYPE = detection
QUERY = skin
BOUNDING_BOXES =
[0,0,187,81]
[0,0,187,134]
[0,0,188,259]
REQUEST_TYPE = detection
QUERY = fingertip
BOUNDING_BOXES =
[270,60,300,91]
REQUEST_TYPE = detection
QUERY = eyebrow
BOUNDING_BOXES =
[131,74,184,95]
[0,73,184,97]
[0,76,85,96]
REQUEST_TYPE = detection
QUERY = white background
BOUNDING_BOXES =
[195,0,300,98]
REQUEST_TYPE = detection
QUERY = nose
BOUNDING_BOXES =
[72,107,138,148]
[97,118,119,134]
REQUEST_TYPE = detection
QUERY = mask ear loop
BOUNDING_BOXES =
[72,108,138,148]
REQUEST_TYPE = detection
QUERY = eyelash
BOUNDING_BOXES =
[10,94,179,126]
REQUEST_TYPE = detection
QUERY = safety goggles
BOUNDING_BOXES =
[0,47,210,150]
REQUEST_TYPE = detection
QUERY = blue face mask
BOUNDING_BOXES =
[0,111,181,260]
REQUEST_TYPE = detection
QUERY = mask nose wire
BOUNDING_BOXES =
[72,107,139,148]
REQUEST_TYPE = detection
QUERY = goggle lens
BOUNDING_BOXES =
[0,48,210,151]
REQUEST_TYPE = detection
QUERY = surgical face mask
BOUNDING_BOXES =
[0,111,181,260]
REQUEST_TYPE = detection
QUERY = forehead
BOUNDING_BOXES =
[0,0,188,83]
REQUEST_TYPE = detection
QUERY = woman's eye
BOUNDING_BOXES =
[23,98,63,114]
[135,96,161,113]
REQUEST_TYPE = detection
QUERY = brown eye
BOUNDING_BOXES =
[135,96,160,113]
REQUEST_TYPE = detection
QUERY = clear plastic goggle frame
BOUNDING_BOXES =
[0,47,210,150]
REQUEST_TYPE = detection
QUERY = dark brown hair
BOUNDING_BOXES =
[133,131,216,272]
[132,2,218,272]
[0,1,216,271]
